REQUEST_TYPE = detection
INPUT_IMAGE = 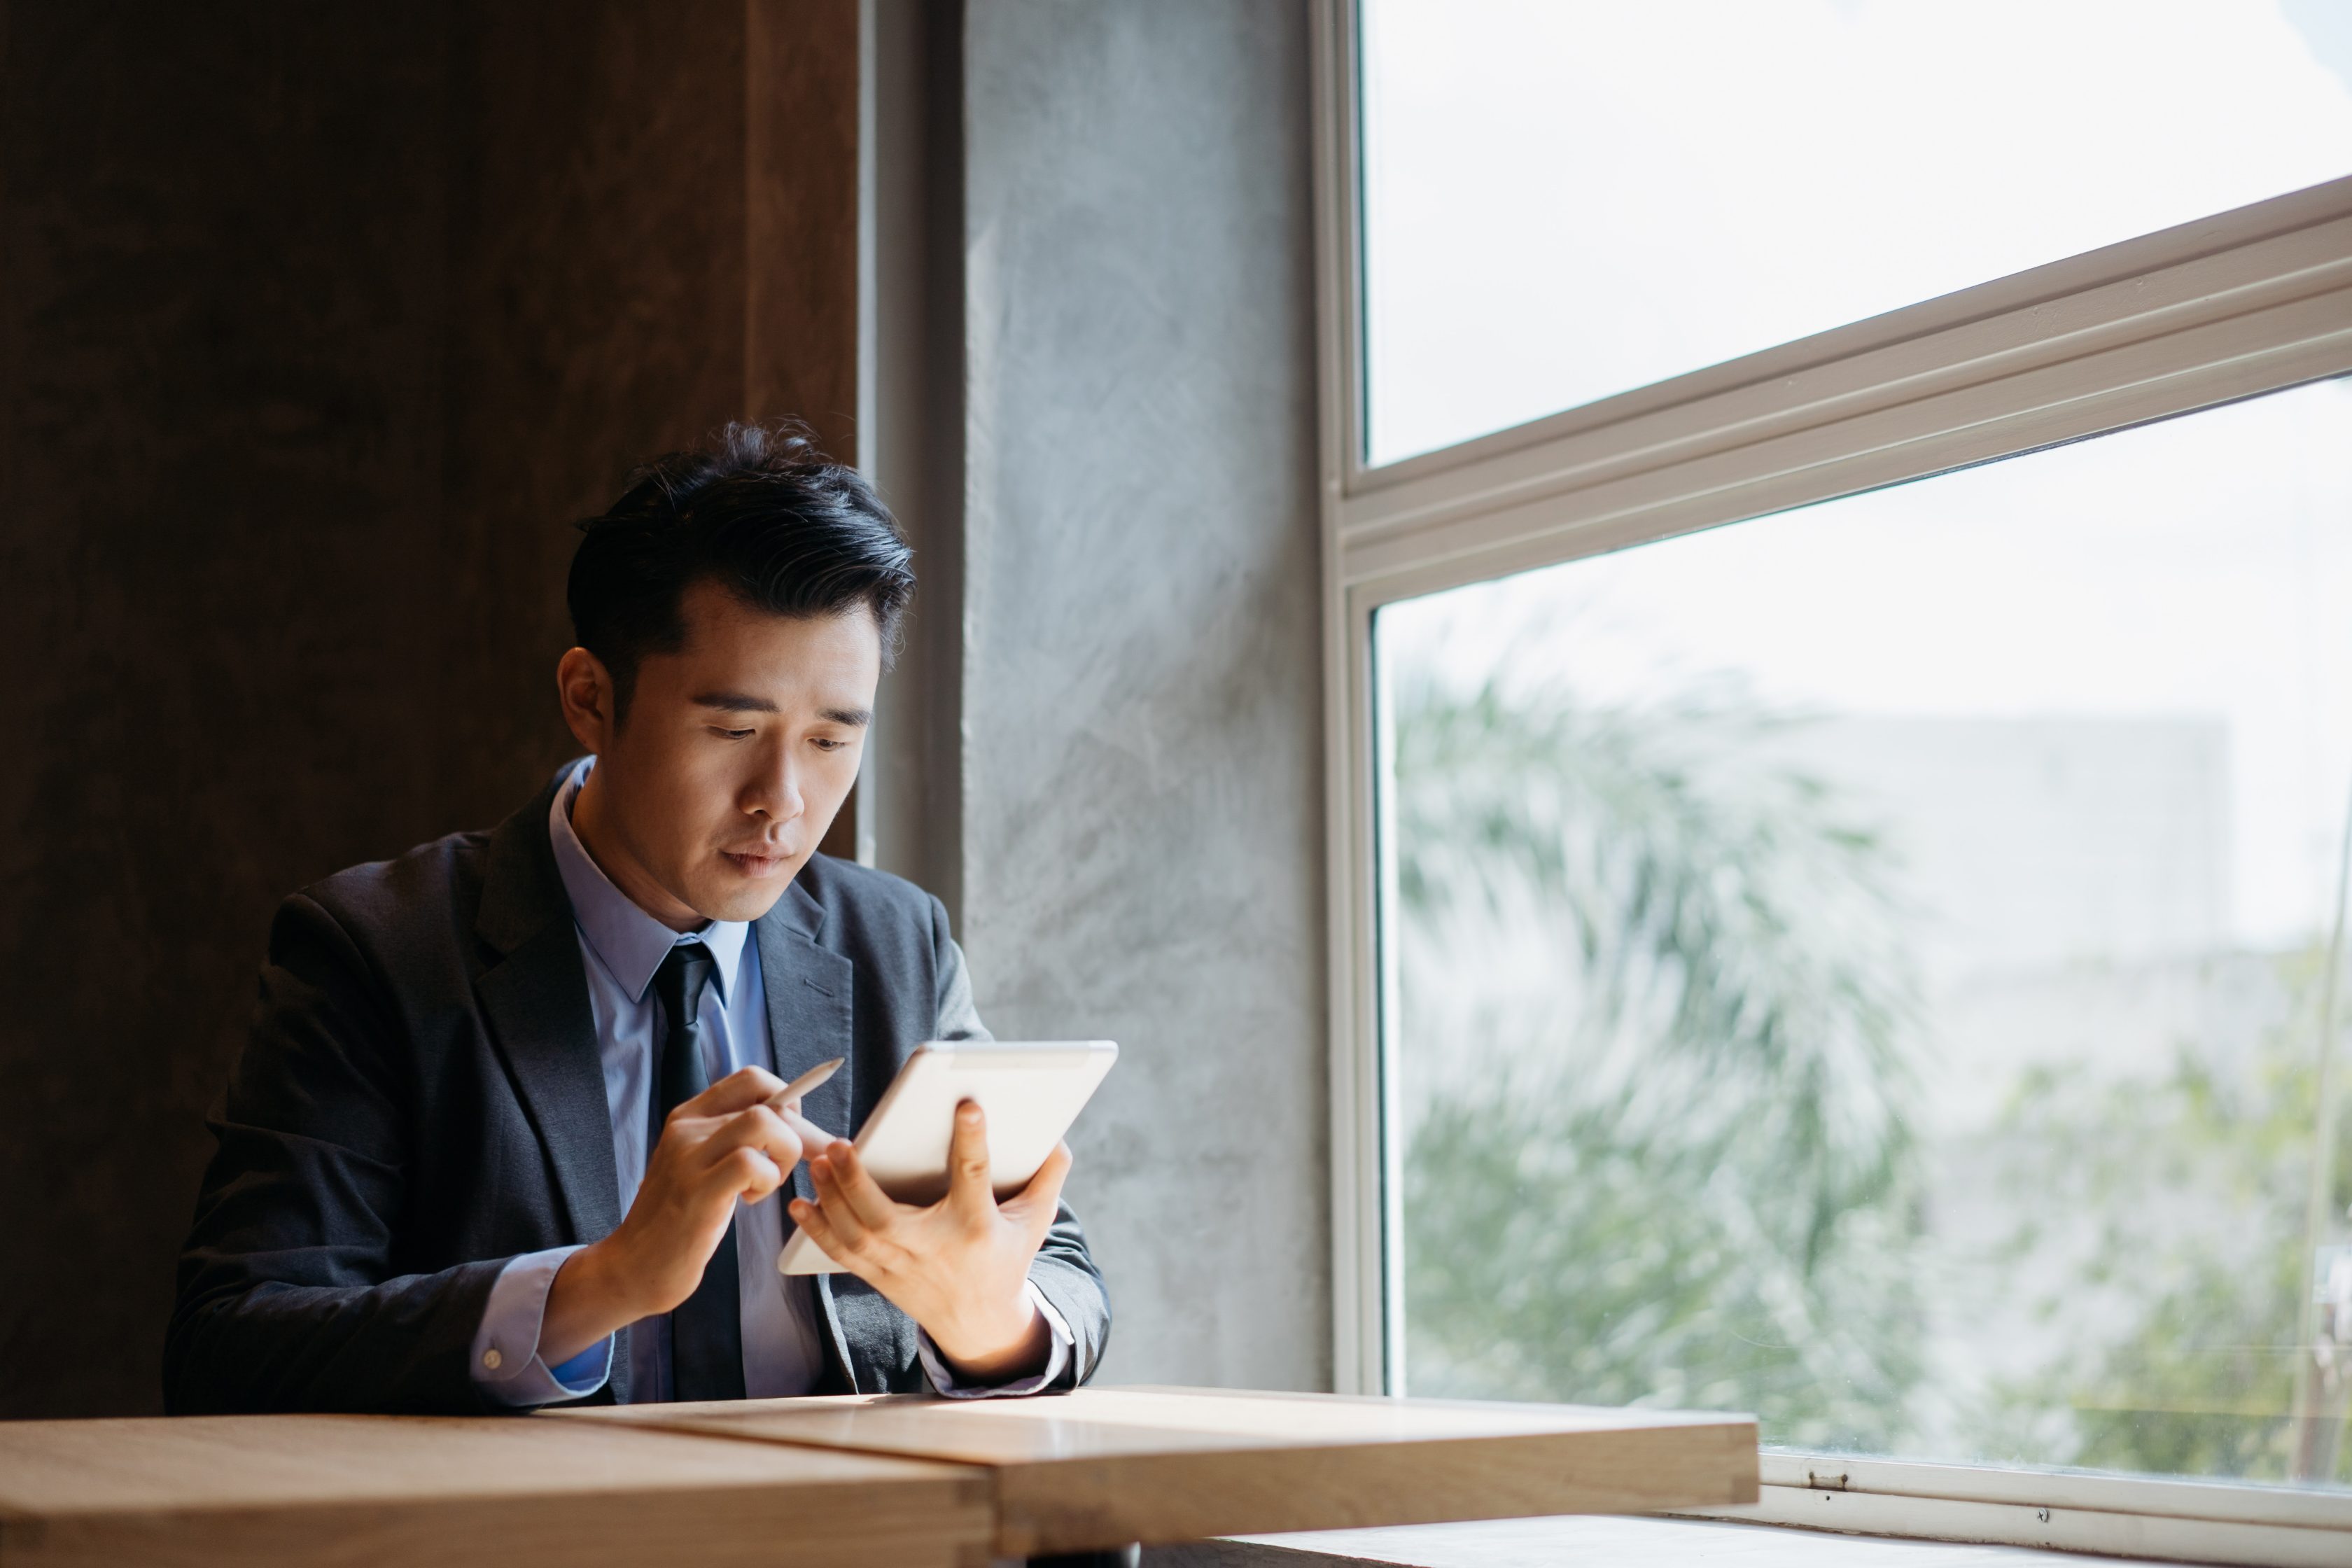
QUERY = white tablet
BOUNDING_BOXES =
[776,1040,1118,1276]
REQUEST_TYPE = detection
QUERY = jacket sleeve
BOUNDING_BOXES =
[928,895,1112,1387]
[1025,1203,1112,1388]
[164,891,507,1414]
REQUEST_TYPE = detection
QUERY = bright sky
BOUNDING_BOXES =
[1364,0,2352,463]
[1366,1,2352,951]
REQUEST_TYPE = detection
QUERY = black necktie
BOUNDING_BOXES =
[651,941,745,1402]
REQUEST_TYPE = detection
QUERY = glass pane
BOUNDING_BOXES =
[1380,377,2352,1485]
[1361,0,2352,465]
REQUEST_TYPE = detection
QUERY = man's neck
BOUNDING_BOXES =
[569,766,708,934]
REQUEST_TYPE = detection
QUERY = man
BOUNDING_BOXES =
[167,422,1108,1416]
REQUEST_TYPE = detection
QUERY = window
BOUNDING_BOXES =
[1316,0,2352,1555]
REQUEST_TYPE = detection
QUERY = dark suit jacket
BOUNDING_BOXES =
[166,766,1110,1413]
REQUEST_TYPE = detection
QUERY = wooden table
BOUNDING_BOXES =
[0,1412,988,1568]
[0,1389,1755,1564]
[553,1385,1760,1558]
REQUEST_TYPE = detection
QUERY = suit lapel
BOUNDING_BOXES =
[755,879,858,1387]
[755,882,855,1203]
[472,770,624,1248]
[476,920,620,1246]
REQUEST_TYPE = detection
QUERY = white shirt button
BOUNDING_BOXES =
[482,1348,503,1371]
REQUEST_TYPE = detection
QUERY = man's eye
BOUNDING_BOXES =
[710,727,755,741]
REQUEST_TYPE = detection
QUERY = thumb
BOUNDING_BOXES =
[946,1100,995,1223]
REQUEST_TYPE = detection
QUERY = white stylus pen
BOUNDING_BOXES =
[767,1056,843,1113]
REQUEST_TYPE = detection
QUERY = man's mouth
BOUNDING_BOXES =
[720,848,790,876]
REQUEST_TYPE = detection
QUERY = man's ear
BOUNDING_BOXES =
[556,646,618,754]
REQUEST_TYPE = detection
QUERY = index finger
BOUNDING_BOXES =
[774,1103,834,1149]
[682,1065,787,1116]
[816,1138,903,1230]
[1003,1140,1073,1231]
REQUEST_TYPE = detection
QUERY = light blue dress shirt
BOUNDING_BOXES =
[467,759,1069,1405]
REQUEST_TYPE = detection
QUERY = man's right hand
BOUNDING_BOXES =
[537,1065,807,1368]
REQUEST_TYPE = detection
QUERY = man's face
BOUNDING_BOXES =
[561,579,881,927]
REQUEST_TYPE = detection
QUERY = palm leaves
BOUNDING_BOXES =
[1392,673,1929,1443]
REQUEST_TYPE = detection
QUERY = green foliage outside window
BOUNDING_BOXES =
[1392,675,2351,1481]
[1975,1004,2352,1483]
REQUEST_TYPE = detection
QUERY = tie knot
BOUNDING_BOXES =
[653,941,716,1028]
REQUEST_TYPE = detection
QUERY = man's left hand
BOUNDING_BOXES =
[788,1100,1068,1382]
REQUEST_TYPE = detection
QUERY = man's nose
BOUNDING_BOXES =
[746,751,806,825]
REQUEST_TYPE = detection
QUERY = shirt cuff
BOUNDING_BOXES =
[470,1245,614,1407]
[916,1280,1074,1398]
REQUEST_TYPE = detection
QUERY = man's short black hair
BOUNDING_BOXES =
[568,421,913,720]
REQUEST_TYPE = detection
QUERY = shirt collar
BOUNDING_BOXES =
[547,758,748,1004]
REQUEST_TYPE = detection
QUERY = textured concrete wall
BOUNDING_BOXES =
[0,1,860,1418]
[960,2,1329,1389]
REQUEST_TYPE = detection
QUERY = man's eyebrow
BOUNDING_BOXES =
[690,692,871,727]
[692,691,779,714]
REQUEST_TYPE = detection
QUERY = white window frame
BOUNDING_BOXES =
[1310,1,2352,1558]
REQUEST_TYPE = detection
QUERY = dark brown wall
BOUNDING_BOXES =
[0,0,860,1418]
